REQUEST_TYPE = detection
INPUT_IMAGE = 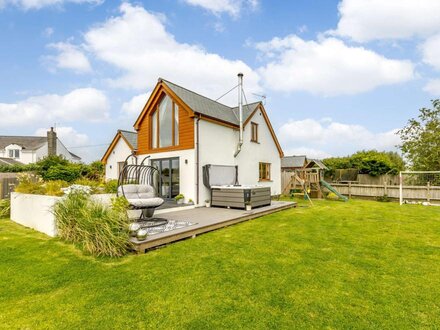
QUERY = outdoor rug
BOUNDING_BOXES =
[136,220,197,236]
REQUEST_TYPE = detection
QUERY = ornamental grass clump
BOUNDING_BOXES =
[0,199,10,218]
[54,192,132,257]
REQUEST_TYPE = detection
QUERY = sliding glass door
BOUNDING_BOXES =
[151,157,179,199]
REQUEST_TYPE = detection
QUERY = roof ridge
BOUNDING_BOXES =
[230,100,262,109]
[160,78,236,110]
[0,135,46,138]
[118,129,137,134]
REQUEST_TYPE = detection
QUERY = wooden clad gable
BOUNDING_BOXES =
[135,82,195,155]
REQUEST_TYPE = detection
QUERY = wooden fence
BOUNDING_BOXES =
[0,177,18,199]
[331,183,440,202]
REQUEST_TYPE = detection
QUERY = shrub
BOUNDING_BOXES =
[43,164,82,182]
[82,161,105,181]
[35,155,69,174]
[104,179,119,194]
[0,163,39,173]
[14,173,46,195]
[0,199,10,218]
[15,174,69,196]
[45,180,69,196]
[53,192,132,257]
[376,194,392,202]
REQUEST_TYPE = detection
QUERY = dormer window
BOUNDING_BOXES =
[151,94,179,149]
[8,149,20,158]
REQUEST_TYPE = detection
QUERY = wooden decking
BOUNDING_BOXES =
[132,201,296,252]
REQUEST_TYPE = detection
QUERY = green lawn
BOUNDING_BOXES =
[1,200,440,329]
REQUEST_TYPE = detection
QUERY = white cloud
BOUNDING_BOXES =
[83,3,261,105]
[421,34,440,70]
[121,92,150,117]
[35,126,89,147]
[182,0,258,17]
[278,118,400,158]
[332,0,440,42]
[45,42,91,73]
[42,27,54,37]
[0,0,102,10]
[255,35,415,96]
[0,88,110,127]
[283,147,332,160]
[423,79,440,95]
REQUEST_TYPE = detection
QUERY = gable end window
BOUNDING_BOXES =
[8,149,20,158]
[259,162,271,181]
[151,94,179,149]
[251,122,258,143]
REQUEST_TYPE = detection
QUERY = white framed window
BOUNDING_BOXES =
[8,149,20,158]
[259,162,271,181]
[151,94,179,149]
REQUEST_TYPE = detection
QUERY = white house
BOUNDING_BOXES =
[101,130,137,180]
[0,128,81,164]
[102,76,284,205]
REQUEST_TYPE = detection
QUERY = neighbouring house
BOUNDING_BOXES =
[101,130,138,180]
[102,76,284,205]
[0,128,81,164]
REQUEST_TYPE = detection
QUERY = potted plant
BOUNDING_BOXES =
[205,199,211,208]
[175,194,184,204]
[245,201,252,211]
[188,198,194,205]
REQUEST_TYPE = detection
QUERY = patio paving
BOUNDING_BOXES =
[132,200,296,252]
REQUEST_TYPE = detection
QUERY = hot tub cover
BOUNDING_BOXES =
[203,164,238,188]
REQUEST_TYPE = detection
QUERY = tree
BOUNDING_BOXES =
[323,150,405,177]
[397,99,440,171]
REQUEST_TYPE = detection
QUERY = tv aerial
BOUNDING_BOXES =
[252,93,266,105]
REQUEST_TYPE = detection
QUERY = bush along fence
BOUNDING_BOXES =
[331,182,440,202]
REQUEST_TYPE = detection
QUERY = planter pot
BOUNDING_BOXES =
[176,199,184,205]
[245,205,252,211]
[205,202,211,208]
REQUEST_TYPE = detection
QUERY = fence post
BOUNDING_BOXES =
[348,181,352,199]
[399,172,403,205]
[427,181,431,203]
[384,181,388,196]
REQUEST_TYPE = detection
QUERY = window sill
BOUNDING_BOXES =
[259,179,272,182]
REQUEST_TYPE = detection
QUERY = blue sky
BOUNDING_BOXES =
[0,0,439,162]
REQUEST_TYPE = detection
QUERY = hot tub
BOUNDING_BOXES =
[203,164,271,209]
[210,185,271,209]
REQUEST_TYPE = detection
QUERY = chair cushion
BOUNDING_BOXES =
[127,197,164,208]
[118,184,156,199]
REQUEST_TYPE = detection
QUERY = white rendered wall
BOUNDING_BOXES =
[139,149,196,204]
[11,193,118,237]
[1,140,80,164]
[197,109,282,204]
[10,192,61,237]
[57,139,81,163]
[105,139,134,180]
[3,144,36,164]
[35,144,48,162]
[235,109,281,195]
[197,119,237,204]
